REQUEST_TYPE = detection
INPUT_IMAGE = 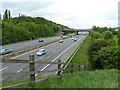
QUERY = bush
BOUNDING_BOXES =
[88,39,110,59]
[91,31,103,39]
[91,46,120,70]
[104,31,113,40]
[88,38,118,70]
[118,32,120,46]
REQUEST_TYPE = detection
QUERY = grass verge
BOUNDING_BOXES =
[22,69,119,88]
[63,36,91,73]
[1,74,55,87]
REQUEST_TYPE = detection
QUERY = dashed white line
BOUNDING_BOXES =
[40,38,81,71]
[0,67,8,71]
[17,69,23,73]
[35,73,38,76]
[40,57,44,60]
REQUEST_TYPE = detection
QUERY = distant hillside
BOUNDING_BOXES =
[1,16,69,45]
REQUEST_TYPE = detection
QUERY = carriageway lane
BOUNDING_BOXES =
[0,36,69,57]
[1,35,86,82]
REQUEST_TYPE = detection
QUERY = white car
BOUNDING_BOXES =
[36,49,46,56]
[0,48,13,55]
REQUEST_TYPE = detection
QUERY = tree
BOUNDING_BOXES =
[92,46,120,69]
[118,32,120,46]
[3,9,8,20]
[104,31,113,40]
[88,39,116,69]
[2,16,67,45]
[19,13,21,17]
[0,14,1,20]
[91,31,103,39]
[8,10,11,19]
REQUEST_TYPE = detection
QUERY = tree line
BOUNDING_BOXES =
[88,25,120,70]
[1,9,70,45]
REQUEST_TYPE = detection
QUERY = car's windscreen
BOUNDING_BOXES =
[39,49,44,52]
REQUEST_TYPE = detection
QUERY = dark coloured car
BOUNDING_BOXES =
[38,40,44,42]
[0,48,13,55]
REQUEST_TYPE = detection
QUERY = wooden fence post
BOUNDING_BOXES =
[58,59,61,76]
[29,55,35,84]
[79,64,81,71]
[71,62,73,74]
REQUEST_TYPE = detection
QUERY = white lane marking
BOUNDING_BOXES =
[40,57,44,60]
[11,40,59,59]
[0,67,8,71]
[35,73,38,76]
[40,37,83,71]
[41,64,50,71]
[17,69,23,73]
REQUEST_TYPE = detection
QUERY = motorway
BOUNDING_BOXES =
[0,36,66,57]
[1,35,87,82]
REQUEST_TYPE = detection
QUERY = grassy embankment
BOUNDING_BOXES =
[23,69,118,88]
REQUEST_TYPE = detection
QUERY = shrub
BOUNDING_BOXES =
[88,39,118,70]
[91,31,103,39]
[92,46,120,69]
[104,31,113,40]
[88,39,110,59]
[118,32,120,46]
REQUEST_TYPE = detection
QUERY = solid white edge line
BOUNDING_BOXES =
[40,36,84,71]
[40,64,50,71]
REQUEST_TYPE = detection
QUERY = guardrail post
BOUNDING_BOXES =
[29,55,35,84]
[71,62,73,74]
[58,59,61,76]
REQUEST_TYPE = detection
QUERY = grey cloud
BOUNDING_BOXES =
[2,2,54,11]
[1,1,55,17]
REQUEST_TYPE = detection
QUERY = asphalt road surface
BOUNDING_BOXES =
[0,36,68,57]
[1,35,87,82]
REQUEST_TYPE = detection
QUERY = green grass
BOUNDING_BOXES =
[71,36,91,65]
[22,69,119,88]
[63,36,91,73]
[1,78,29,87]
[1,74,54,87]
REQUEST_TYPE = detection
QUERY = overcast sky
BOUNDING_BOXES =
[0,0,119,29]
